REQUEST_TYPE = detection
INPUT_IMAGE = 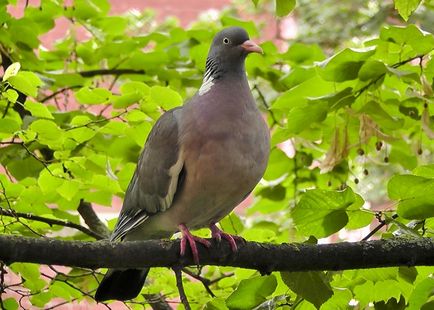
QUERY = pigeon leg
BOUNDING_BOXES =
[179,224,211,265]
[210,223,243,252]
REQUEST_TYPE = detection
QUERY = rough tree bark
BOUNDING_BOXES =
[1,235,433,273]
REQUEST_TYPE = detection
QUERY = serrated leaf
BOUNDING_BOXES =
[281,271,333,308]
[226,275,277,309]
[388,174,434,219]
[292,187,364,238]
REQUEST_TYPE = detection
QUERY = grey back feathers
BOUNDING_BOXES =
[110,108,183,241]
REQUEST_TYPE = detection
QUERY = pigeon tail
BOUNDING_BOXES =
[95,268,149,302]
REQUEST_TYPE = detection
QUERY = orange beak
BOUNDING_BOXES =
[241,40,263,54]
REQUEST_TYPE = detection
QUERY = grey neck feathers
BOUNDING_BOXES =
[199,56,246,96]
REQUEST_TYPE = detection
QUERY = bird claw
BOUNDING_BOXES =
[210,223,242,252]
[179,224,211,265]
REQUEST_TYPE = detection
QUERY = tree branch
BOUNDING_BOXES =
[0,209,105,240]
[78,68,146,77]
[1,235,434,273]
[77,200,111,239]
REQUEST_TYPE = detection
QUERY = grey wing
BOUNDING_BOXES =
[110,108,184,242]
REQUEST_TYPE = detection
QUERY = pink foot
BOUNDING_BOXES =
[179,224,211,265]
[210,223,243,252]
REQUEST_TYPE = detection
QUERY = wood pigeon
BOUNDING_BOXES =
[95,26,270,302]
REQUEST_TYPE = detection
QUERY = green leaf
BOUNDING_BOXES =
[8,71,42,97]
[321,289,352,310]
[4,89,19,103]
[150,86,182,110]
[220,17,259,38]
[73,0,110,20]
[219,212,244,235]
[318,47,376,82]
[380,24,434,54]
[388,174,434,219]
[394,0,422,21]
[286,102,328,134]
[413,165,434,178]
[263,148,293,181]
[359,101,403,130]
[275,0,296,17]
[75,87,111,105]
[11,263,46,291]
[125,110,148,123]
[292,187,364,238]
[56,179,80,201]
[30,119,63,141]
[281,271,333,308]
[0,118,20,133]
[226,275,277,309]
[358,60,387,81]
[3,62,20,81]
[283,43,325,64]
[38,169,63,193]
[120,81,150,96]
[25,100,54,119]
[408,278,434,310]
[3,298,19,310]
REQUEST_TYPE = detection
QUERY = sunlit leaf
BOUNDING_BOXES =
[226,275,277,309]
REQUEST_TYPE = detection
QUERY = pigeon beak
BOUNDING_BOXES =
[241,40,263,54]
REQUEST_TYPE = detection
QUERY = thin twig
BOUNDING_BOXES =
[253,84,280,126]
[0,208,104,240]
[182,268,215,297]
[355,54,427,98]
[40,86,81,103]
[362,213,398,241]
[20,143,55,176]
[173,267,190,310]
[64,110,127,131]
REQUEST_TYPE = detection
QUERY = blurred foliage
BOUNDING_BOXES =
[0,0,433,309]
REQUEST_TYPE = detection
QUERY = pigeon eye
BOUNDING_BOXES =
[223,37,230,45]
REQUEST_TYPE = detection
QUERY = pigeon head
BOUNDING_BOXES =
[209,27,262,59]
[203,27,262,83]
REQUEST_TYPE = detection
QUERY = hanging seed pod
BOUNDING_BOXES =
[375,141,383,151]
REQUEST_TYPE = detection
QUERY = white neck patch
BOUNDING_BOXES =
[198,71,215,96]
